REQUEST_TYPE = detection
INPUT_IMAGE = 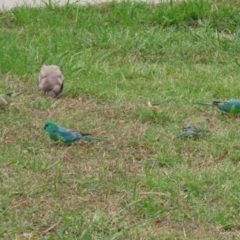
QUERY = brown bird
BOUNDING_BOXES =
[39,65,64,97]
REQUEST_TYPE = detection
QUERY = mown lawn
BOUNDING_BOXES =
[1,0,240,239]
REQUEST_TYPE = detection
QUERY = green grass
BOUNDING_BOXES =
[1,0,240,238]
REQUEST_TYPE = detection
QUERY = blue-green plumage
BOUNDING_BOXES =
[194,100,240,114]
[44,121,109,143]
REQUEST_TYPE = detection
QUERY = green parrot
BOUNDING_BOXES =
[177,117,209,138]
[0,90,27,109]
[194,100,240,114]
[44,121,109,143]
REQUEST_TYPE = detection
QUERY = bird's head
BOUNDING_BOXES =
[44,121,58,133]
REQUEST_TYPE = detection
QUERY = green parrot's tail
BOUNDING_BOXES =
[12,90,27,98]
[193,102,213,107]
[82,135,109,142]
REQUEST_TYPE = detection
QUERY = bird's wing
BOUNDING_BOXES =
[57,126,82,142]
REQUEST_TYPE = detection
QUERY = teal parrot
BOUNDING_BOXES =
[177,117,209,138]
[44,121,109,143]
[194,100,240,114]
[0,90,27,109]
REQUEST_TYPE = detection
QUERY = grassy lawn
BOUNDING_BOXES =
[1,0,240,238]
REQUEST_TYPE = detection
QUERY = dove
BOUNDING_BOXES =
[44,121,109,143]
[39,65,64,97]
[0,90,27,109]
[194,100,240,114]
[177,117,209,138]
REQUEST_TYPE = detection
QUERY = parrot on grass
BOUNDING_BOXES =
[0,90,27,109]
[194,100,240,114]
[177,117,209,138]
[44,121,109,143]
